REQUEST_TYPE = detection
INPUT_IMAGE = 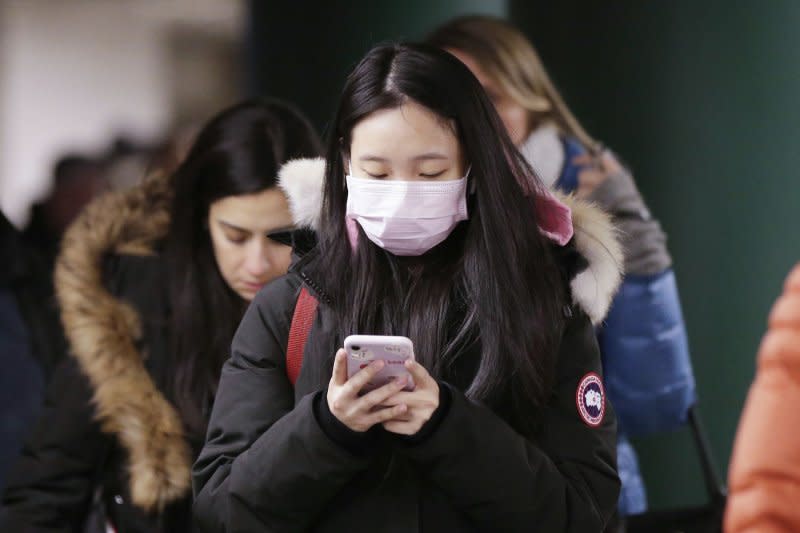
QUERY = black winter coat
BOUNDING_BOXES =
[0,212,65,379]
[193,255,621,532]
[2,255,195,533]
[0,212,65,504]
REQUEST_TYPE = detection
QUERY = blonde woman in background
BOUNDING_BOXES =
[430,16,697,527]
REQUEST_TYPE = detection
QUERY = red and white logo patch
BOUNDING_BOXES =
[576,372,605,427]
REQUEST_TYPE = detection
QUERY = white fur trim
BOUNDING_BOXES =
[559,193,624,324]
[277,157,326,229]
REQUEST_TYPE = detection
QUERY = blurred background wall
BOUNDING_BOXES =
[0,0,244,227]
[246,0,505,131]
[1,0,798,512]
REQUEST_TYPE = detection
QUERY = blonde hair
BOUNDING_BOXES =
[428,15,600,153]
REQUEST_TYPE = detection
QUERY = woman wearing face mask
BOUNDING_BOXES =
[193,43,624,532]
[1,100,322,533]
[428,16,696,522]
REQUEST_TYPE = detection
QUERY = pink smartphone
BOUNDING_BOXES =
[344,334,416,393]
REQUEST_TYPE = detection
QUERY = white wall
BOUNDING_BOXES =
[0,0,243,227]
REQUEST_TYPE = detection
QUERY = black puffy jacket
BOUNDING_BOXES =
[192,160,625,532]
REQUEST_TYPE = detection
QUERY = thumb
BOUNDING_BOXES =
[331,349,348,387]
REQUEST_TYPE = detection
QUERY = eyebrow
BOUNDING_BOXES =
[218,220,249,233]
[218,220,294,234]
[359,152,450,163]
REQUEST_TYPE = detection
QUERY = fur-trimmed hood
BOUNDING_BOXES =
[279,157,623,324]
[55,158,622,512]
[55,172,185,512]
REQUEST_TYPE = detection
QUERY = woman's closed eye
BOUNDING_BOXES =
[420,169,447,178]
[224,231,249,245]
[365,171,389,179]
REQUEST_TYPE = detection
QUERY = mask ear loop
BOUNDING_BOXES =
[339,136,350,187]
[465,165,476,194]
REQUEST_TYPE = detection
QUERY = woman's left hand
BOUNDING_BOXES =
[573,150,623,198]
[380,360,440,436]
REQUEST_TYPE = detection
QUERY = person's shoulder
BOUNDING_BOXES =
[249,272,306,322]
[256,272,303,301]
[231,273,306,367]
[560,306,597,358]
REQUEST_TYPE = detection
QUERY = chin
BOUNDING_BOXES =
[237,288,258,301]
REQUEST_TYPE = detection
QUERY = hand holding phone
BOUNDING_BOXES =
[378,359,440,436]
[326,349,410,432]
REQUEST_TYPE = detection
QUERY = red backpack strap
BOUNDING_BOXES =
[286,286,319,385]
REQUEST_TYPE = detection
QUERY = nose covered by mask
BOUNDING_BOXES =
[345,165,470,256]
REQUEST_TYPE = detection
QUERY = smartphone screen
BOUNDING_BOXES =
[344,335,416,393]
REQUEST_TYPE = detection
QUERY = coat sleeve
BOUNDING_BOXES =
[192,277,373,533]
[599,269,696,436]
[400,310,620,532]
[725,265,800,533]
[1,357,112,533]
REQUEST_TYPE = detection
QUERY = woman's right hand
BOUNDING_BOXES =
[327,349,409,432]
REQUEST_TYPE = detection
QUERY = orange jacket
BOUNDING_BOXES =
[725,264,800,532]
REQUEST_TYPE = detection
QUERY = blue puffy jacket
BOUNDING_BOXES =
[556,137,696,515]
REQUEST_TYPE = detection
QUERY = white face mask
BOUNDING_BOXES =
[345,165,470,256]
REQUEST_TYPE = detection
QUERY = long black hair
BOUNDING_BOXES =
[165,99,321,440]
[307,43,567,434]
